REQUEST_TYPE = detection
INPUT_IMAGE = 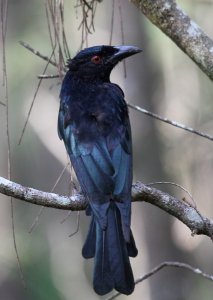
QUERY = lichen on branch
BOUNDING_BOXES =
[1,176,213,239]
[130,0,213,80]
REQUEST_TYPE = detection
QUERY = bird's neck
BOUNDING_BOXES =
[60,71,111,99]
[69,70,111,83]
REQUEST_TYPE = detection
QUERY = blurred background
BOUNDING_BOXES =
[1,0,213,299]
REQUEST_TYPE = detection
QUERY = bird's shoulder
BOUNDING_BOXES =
[60,81,127,126]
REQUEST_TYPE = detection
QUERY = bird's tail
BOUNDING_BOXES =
[82,202,137,295]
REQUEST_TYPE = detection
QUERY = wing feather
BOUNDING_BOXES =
[58,87,133,237]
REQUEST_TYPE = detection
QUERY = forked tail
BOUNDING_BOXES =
[82,202,137,295]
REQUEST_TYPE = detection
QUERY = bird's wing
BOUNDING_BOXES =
[58,86,132,234]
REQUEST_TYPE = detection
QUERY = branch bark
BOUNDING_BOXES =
[1,176,213,238]
[129,0,213,81]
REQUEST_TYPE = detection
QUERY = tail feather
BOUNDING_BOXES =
[82,213,137,260]
[107,204,135,295]
[82,215,96,258]
[93,227,114,295]
[127,230,138,258]
[83,203,136,295]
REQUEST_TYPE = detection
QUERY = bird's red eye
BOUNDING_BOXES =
[91,55,102,64]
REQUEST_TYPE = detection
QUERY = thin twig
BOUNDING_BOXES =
[0,101,6,106]
[28,206,45,234]
[51,162,70,190]
[18,48,55,145]
[106,261,213,300]
[192,0,213,3]
[45,1,57,65]
[118,2,127,78]
[146,181,196,207]
[82,0,92,10]
[59,159,80,232]
[91,0,98,32]
[19,41,59,68]
[1,0,8,87]
[1,0,26,288]
[69,211,80,237]
[127,102,213,142]
[59,1,71,59]
[47,0,66,75]
[109,0,115,45]
[37,74,60,79]
[63,164,81,238]
[60,211,72,224]
[146,182,206,237]
[29,162,70,233]
[78,0,99,49]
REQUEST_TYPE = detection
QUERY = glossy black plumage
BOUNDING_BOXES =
[58,45,141,295]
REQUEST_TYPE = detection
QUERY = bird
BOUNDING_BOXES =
[58,45,142,295]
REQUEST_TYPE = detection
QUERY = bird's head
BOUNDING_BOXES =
[67,45,142,81]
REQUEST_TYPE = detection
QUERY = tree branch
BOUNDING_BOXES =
[0,176,213,238]
[0,176,87,210]
[130,0,213,81]
[106,261,213,299]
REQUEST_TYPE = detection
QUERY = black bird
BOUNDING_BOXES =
[58,45,141,295]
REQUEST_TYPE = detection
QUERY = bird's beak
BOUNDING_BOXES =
[108,45,142,64]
